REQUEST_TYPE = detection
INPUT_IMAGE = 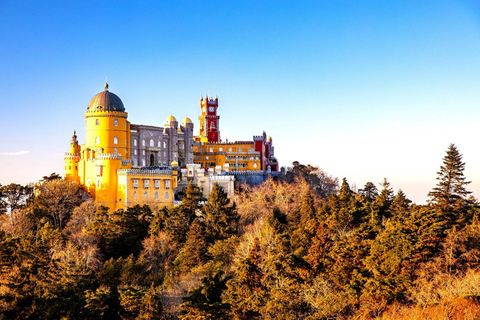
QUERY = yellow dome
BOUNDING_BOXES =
[165,114,177,126]
[181,117,192,125]
[171,160,179,167]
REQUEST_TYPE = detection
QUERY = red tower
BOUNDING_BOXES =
[198,95,220,143]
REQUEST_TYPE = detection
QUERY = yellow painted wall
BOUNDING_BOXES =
[193,142,261,171]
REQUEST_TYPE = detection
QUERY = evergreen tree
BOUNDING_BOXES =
[428,144,472,226]
[203,183,239,242]
[429,144,471,206]
[223,238,267,320]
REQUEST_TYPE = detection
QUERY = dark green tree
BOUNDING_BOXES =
[203,183,239,242]
[180,271,231,319]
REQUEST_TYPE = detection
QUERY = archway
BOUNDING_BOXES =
[150,154,155,166]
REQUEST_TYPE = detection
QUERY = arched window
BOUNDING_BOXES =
[209,148,213,152]
[142,140,146,146]
[144,191,148,199]
[219,148,223,151]
[210,122,216,129]
[134,139,137,146]
[229,147,232,152]
[113,137,118,145]
[113,119,118,126]
[133,191,137,199]
[96,119,100,126]
[150,154,155,166]
[150,139,154,147]
[133,159,137,166]
[114,148,117,154]
[238,147,242,152]
[253,163,257,169]
[165,191,169,200]
[142,159,146,166]
[155,192,159,200]
[158,141,161,147]
[95,137,100,144]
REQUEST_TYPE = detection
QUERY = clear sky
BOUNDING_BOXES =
[1,0,480,204]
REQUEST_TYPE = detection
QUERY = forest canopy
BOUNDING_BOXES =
[1,144,480,319]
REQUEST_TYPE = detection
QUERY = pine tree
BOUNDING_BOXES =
[428,144,471,226]
[203,183,239,242]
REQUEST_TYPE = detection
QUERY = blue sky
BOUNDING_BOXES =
[1,0,480,203]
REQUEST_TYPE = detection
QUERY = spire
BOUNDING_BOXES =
[104,76,109,90]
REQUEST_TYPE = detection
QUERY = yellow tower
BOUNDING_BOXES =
[80,82,132,209]
[64,131,81,182]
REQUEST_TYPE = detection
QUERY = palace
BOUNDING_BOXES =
[65,83,278,210]
[193,95,279,172]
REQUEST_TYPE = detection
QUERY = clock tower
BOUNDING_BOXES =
[197,95,220,143]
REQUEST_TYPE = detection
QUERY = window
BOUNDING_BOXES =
[163,141,166,148]
[114,119,118,126]
[96,137,100,144]
[133,179,139,188]
[96,166,102,176]
[133,191,137,199]
[96,119,100,126]
[219,148,223,151]
[165,191,169,200]
[97,180,101,188]
[114,137,118,144]
[155,192,159,200]
[165,180,170,189]
[229,148,232,152]
[210,148,213,152]
[144,191,148,199]
[142,159,146,166]
[133,159,137,166]
[158,141,161,147]
[150,139,154,147]
[253,163,258,169]
[134,139,137,146]
[154,180,160,189]
[143,150,145,155]
[134,150,137,155]
[144,180,149,189]
[238,147,242,152]
[142,140,146,146]
[114,148,117,154]
[87,178,91,185]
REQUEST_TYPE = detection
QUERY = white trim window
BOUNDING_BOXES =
[155,192,159,200]
[114,137,118,145]
[96,137,100,144]
[165,180,170,189]
[165,191,169,200]
[114,119,118,126]
[133,179,139,188]
[144,179,149,189]
[154,180,160,189]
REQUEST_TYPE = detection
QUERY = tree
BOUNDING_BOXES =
[33,179,84,229]
[0,183,33,214]
[203,183,239,242]
[428,144,472,226]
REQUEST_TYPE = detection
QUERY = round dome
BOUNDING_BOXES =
[171,160,179,167]
[87,85,125,112]
[181,117,192,126]
[165,114,177,126]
